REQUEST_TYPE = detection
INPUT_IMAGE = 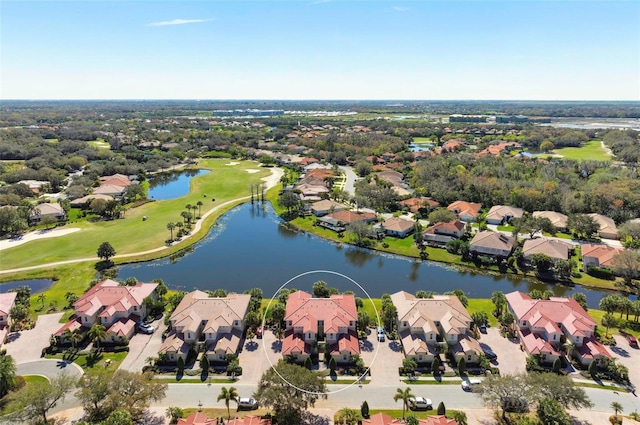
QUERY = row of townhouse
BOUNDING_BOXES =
[391,291,483,365]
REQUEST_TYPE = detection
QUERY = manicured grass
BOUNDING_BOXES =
[1,159,271,269]
[326,378,370,384]
[467,298,498,327]
[576,382,630,392]
[157,376,238,384]
[400,379,460,385]
[22,375,49,384]
[182,407,271,418]
[553,140,611,161]
[369,409,464,420]
[45,138,59,144]
[44,350,128,371]
[497,225,513,232]
[87,138,111,149]
[412,137,435,144]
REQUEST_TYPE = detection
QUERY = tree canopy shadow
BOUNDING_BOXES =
[271,340,282,353]
[301,411,330,425]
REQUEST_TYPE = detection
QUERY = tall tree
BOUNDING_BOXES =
[196,201,203,218]
[335,407,362,425]
[491,291,507,318]
[217,386,239,420]
[0,355,16,398]
[97,241,116,262]
[88,324,108,351]
[166,222,176,240]
[393,387,414,420]
[11,370,77,425]
[253,360,327,425]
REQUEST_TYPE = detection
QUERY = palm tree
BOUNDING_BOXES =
[451,411,468,425]
[37,293,46,310]
[167,222,176,240]
[491,291,506,317]
[393,386,414,420]
[87,324,107,351]
[64,291,78,307]
[601,313,617,337]
[180,211,189,224]
[217,386,239,420]
[335,407,362,425]
[196,201,203,218]
[70,329,83,349]
[611,401,623,417]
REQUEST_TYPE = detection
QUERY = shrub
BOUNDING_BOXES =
[587,266,615,280]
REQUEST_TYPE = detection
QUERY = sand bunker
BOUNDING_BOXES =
[225,162,240,166]
[0,227,81,251]
[245,169,260,174]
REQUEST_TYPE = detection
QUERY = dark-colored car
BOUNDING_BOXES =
[482,348,498,360]
[256,326,263,339]
[628,335,638,348]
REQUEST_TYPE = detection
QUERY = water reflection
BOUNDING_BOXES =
[148,169,209,200]
[118,203,615,308]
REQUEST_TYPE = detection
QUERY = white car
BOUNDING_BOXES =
[461,378,482,391]
[408,396,432,410]
[137,321,155,334]
[376,326,385,342]
[237,397,258,409]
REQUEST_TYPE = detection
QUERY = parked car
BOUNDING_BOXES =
[377,326,385,342]
[408,396,432,410]
[256,326,263,339]
[628,335,638,348]
[479,324,487,333]
[461,378,482,391]
[482,347,497,360]
[237,397,258,410]
[137,321,155,334]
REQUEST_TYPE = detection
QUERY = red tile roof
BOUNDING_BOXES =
[326,210,376,224]
[74,279,157,321]
[177,412,216,425]
[581,244,624,268]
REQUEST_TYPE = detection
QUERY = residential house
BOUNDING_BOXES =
[485,205,524,225]
[159,291,250,363]
[447,201,482,222]
[587,213,619,240]
[310,199,346,217]
[316,210,377,232]
[93,184,127,198]
[283,291,359,364]
[581,244,625,271]
[399,197,440,214]
[532,211,568,232]
[69,194,114,208]
[522,239,573,262]
[391,291,482,365]
[442,139,464,152]
[99,174,132,187]
[469,231,516,258]
[55,279,158,344]
[30,203,66,223]
[177,412,216,425]
[422,220,466,245]
[378,217,415,238]
[476,141,521,157]
[295,184,329,202]
[505,291,611,366]
[17,180,49,195]
[0,292,18,350]
[226,416,271,425]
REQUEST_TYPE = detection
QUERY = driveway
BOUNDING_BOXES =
[611,334,640,390]
[237,328,281,385]
[118,315,167,372]
[477,326,527,376]
[338,166,358,196]
[359,328,403,385]
[5,312,64,362]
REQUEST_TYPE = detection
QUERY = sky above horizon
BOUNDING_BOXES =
[1,1,639,101]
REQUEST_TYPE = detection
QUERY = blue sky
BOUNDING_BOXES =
[1,1,639,100]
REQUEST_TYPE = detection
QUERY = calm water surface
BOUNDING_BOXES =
[0,279,52,294]
[119,203,610,308]
[148,169,209,200]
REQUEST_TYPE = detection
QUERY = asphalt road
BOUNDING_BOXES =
[338,166,358,196]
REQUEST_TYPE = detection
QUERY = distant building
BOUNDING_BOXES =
[496,115,530,123]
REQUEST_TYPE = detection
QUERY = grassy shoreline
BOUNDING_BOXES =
[0,170,625,319]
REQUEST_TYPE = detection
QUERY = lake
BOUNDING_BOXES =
[0,279,52,294]
[148,169,209,200]
[119,202,610,307]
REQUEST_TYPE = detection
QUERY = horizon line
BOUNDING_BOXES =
[2,98,639,103]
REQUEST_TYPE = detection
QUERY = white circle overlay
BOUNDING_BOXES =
[261,269,382,395]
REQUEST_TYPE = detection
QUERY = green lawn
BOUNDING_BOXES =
[87,138,111,149]
[1,159,271,269]
[368,409,464,420]
[467,298,498,327]
[22,375,49,384]
[45,350,128,371]
[553,140,611,161]
[412,137,435,144]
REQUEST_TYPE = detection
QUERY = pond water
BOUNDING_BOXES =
[409,143,433,152]
[0,279,52,294]
[119,202,611,308]
[148,169,209,200]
